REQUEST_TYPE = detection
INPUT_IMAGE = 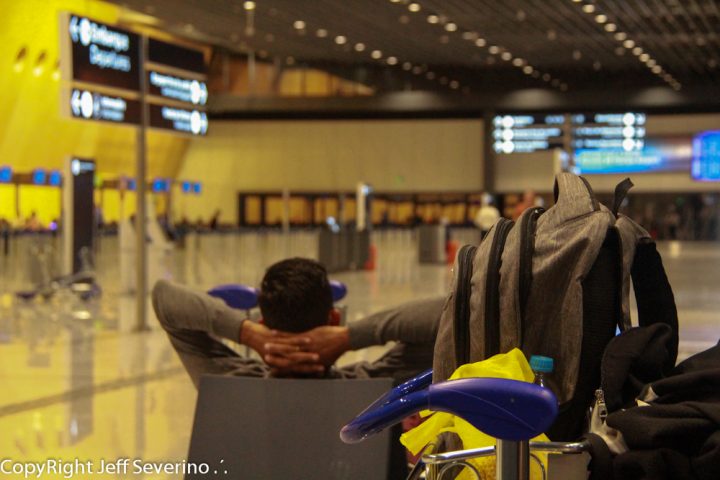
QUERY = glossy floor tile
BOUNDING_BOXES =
[0,234,717,478]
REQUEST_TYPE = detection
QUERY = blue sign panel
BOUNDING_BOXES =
[0,166,12,183]
[692,131,720,182]
[32,169,47,185]
[49,170,62,186]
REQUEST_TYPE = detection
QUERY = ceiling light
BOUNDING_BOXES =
[243,1,255,10]
[512,58,525,67]
[402,62,412,70]
[646,59,657,67]
[501,52,512,61]
[445,22,457,32]
[572,49,582,60]
[426,71,435,79]
[651,65,662,74]
[412,66,423,74]
[408,3,421,12]
[475,38,486,47]
[639,53,649,62]
[547,29,557,41]
[427,14,439,23]
[531,70,540,78]
[354,43,366,52]
[386,56,398,65]
[542,73,551,81]
[316,28,328,38]
[604,23,617,32]
[390,0,401,3]
[334,35,347,45]
[462,31,478,40]
[450,80,460,89]
[595,14,607,23]
[371,49,382,59]
[614,32,627,41]
[632,47,643,55]
[293,20,306,30]
[582,4,595,13]
[707,59,718,69]
[523,65,533,74]
[560,83,569,92]
[488,45,500,54]
[623,39,635,48]
[572,0,582,3]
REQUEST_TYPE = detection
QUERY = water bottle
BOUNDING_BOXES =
[530,355,557,401]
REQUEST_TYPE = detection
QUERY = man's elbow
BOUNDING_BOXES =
[151,279,173,327]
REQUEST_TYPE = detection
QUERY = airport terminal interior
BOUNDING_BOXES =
[1,0,720,479]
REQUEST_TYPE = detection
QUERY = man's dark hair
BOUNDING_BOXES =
[258,258,333,332]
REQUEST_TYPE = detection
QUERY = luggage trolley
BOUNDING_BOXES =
[341,370,591,480]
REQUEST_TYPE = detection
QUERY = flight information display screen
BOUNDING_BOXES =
[492,114,565,154]
[692,131,720,182]
[574,136,692,174]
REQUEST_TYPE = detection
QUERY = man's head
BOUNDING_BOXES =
[258,258,333,333]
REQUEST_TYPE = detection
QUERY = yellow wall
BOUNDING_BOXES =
[0,0,189,224]
[176,119,484,224]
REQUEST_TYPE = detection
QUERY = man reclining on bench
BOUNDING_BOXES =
[151,257,443,386]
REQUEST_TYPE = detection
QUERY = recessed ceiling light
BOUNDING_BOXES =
[639,53,649,62]
[512,58,525,67]
[450,80,460,89]
[595,14,607,23]
[531,70,540,78]
[412,66,423,74]
[475,38,486,47]
[646,59,657,67]
[523,65,533,74]
[604,23,617,32]
[501,52,512,61]
[243,1,256,10]
[408,3,421,12]
[651,65,662,74]
[316,29,328,38]
[402,62,412,70]
[354,43,366,52]
[426,71,436,79]
[547,29,557,41]
[387,56,398,65]
[488,45,500,54]
[623,39,635,48]
[335,35,347,45]
[632,47,643,55]
[582,4,595,13]
[371,49,382,59]
[427,15,439,23]
[572,49,582,60]
[542,73,551,81]
[293,20,306,30]
[445,22,457,32]
[614,32,627,41]
[560,83,569,92]
[462,31,478,40]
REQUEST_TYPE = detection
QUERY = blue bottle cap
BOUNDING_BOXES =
[530,355,554,373]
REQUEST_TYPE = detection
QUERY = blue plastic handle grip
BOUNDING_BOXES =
[207,284,259,310]
[340,377,558,444]
[428,378,558,441]
[329,280,348,302]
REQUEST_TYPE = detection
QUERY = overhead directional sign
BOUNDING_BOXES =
[148,38,205,74]
[62,14,141,92]
[149,104,208,136]
[493,114,565,153]
[572,112,647,152]
[148,70,208,105]
[692,131,720,182]
[68,88,141,125]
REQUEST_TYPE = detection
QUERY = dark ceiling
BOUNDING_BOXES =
[113,0,720,94]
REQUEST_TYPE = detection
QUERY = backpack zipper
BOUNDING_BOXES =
[454,244,477,365]
[484,218,514,357]
[518,207,545,346]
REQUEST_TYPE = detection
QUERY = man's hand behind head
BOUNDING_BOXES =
[263,325,351,377]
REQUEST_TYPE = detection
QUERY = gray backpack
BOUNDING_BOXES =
[433,173,679,441]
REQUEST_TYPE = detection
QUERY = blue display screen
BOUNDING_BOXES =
[152,178,170,193]
[692,131,720,182]
[181,181,192,193]
[193,182,201,194]
[575,136,692,174]
[49,170,62,186]
[127,179,136,191]
[0,166,11,183]
[32,169,47,185]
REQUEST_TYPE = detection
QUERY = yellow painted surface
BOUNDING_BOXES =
[0,0,189,224]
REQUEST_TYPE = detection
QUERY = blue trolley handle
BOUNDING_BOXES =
[340,377,558,444]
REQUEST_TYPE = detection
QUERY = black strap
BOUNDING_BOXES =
[612,178,634,217]
[631,240,679,371]
[584,433,615,480]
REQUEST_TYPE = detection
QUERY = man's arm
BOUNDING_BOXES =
[347,296,446,350]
